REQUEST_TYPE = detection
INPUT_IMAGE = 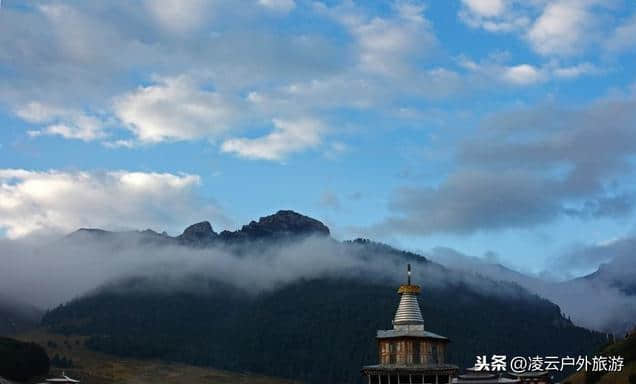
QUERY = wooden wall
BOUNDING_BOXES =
[378,338,447,366]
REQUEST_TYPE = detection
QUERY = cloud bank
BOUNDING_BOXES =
[0,230,537,313]
[375,91,636,236]
[0,169,226,238]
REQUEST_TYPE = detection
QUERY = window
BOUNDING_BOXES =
[431,344,438,364]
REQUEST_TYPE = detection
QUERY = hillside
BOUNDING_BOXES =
[0,336,49,382]
[563,330,636,384]
[43,278,605,383]
[16,330,297,384]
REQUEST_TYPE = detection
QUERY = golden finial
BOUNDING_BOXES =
[398,263,421,294]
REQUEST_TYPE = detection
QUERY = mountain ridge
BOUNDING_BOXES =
[70,210,331,246]
[41,210,609,384]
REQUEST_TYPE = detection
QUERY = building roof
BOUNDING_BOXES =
[362,363,459,375]
[511,371,550,377]
[40,373,80,383]
[377,328,449,341]
[453,375,520,383]
[452,369,522,383]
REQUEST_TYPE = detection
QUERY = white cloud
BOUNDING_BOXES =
[606,14,636,53]
[459,56,546,86]
[247,74,388,113]
[323,1,436,77]
[143,0,213,33]
[16,102,107,141]
[461,0,506,17]
[258,0,295,13]
[114,75,237,143]
[502,64,544,85]
[221,118,324,161]
[526,1,594,56]
[552,62,599,79]
[459,0,622,57]
[460,55,599,84]
[0,169,222,238]
[242,0,454,115]
[324,141,349,159]
[458,0,530,33]
[102,139,137,149]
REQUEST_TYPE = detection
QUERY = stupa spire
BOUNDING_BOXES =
[393,264,424,329]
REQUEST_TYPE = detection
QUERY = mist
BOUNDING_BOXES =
[1,233,368,309]
[1,231,537,314]
[427,247,636,334]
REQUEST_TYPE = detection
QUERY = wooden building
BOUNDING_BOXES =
[452,368,520,383]
[362,265,459,384]
[511,371,551,383]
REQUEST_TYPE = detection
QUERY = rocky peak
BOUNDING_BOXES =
[220,210,330,241]
[178,221,217,244]
[250,210,329,236]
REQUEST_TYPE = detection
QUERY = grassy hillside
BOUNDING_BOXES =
[563,330,636,384]
[16,329,298,384]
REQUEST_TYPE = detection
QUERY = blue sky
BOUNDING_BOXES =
[0,0,635,278]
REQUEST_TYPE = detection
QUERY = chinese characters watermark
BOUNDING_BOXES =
[474,354,624,373]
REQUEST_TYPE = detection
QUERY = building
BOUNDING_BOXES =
[511,371,551,383]
[453,368,520,383]
[362,264,459,384]
[37,372,80,384]
[452,368,551,383]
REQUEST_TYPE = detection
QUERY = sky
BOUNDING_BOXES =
[1,0,635,279]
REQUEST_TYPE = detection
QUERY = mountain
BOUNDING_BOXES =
[178,221,217,245]
[429,248,636,334]
[0,295,42,336]
[67,226,172,245]
[43,276,603,384]
[576,255,636,296]
[69,210,329,246]
[427,247,546,289]
[41,211,607,384]
[219,210,330,242]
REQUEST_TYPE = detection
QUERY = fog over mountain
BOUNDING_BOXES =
[428,246,636,334]
[1,210,633,335]
[0,228,510,309]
